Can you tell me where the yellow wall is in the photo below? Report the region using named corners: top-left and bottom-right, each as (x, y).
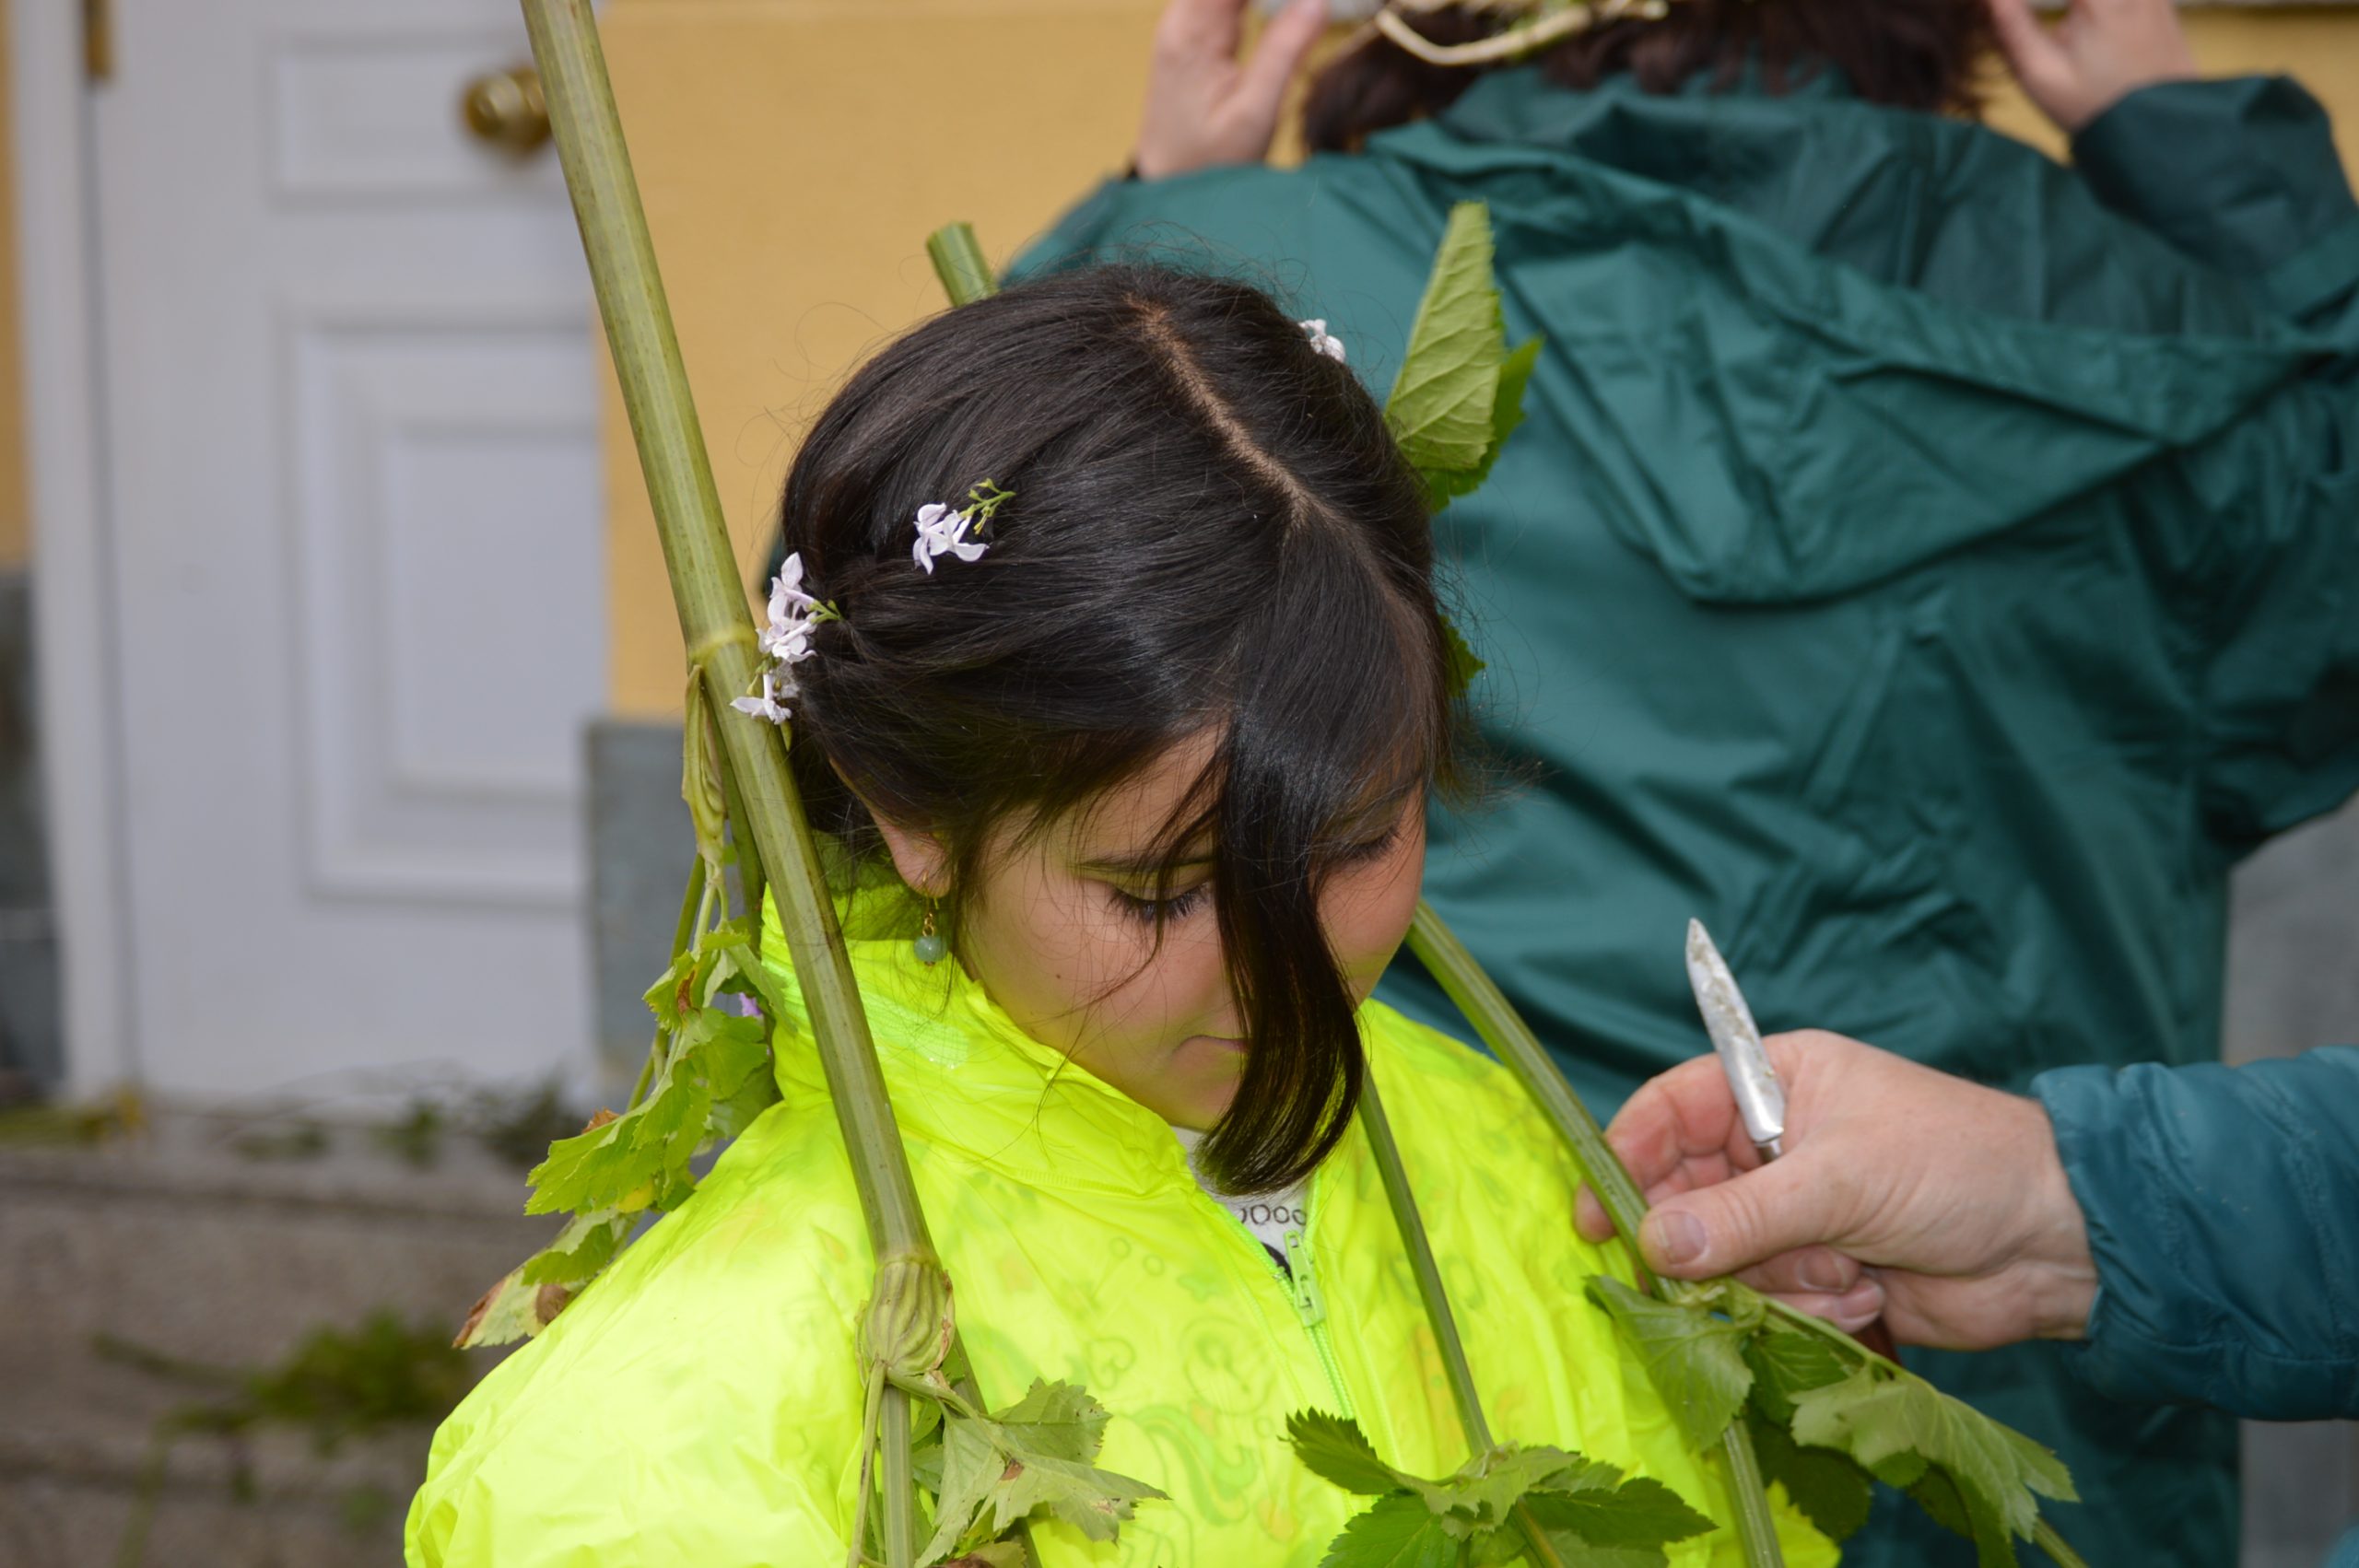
top-left (0, 0), bottom-right (27, 571)
top-left (602, 1), bottom-right (2359, 714)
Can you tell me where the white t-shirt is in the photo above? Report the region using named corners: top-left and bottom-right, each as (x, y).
top-left (1171, 1128), bottom-right (1307, 1270)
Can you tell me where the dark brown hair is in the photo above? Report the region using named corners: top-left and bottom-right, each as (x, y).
top-left (776, 263), bottom-right (1468, 1194)
top-left (1301, 0), bottom-right (1995, 153)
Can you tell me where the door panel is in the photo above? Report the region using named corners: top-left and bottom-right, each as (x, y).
top-left (94, 0), bottom-right (600, 1095)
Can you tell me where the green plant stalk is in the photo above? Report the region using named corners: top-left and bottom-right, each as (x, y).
top-left (519, 5), bottom-right (948, 1561)
top-left (1406, 902), bottom-right (1784, 1568)
top-left (2034, 1517), bottom-right (2091, 1568)
top-left (926, 223), bottom-right (996, 308)
top-left (628, 857), bottom-right (709, 1110)
top-left (1358, 1077), bottom-right (1567, 1568)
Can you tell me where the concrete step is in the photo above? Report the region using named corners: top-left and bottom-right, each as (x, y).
top-left (0, 1106), bottom-right (563, 1568)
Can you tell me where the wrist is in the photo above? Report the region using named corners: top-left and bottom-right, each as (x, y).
top-left (2006, 1099), bottom-right (2098, 1339)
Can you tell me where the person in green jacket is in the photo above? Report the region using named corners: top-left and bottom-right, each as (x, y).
top-left (1017, 0), bottom-right (2359, 1561)
top-left (407, 266), bottom-right (1835, 1565)
top-left (1579, 1030), bottom-right (2359, 1563)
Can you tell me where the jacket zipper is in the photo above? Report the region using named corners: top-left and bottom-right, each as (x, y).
top-left (1203, 1176), bottom-right (1356, 1422)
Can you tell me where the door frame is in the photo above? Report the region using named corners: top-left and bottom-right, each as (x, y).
top-left (14, 0), bottom-right (137, 1094)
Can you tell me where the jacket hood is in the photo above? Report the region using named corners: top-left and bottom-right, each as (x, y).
top-left (1340, 70), bottom-right (2327, 604)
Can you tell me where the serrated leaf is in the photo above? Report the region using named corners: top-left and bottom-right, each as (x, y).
top-left (920, 1382), bottom-right (1166, 1564)
top-left (520, 1209), bottom-right (632, 1287)
top-left (1315, 1493), bottom-right (1461, 1568)
top-left (1421, 335), bottom-right (1543, 511)
top-left (1520, 1475), bottom-right (1714, 1550)
top-left (1387, 204), bottom-right (1507, 476)
top-left (452, 1264), bottom-right (574, 1350)
top-left (1746, 1412), bottom-right (1873, 1542)
top-left (1584, 1276), bottom-right (1755, 1452)
top-left (1448, 1444), bottom-right (1592, 1529)
top-left (1289, 1410), bottom-right (1410, 1497)
top-left (1439, 613), bottom-right (1487, 702)
top-left (1743, 1323), bottom-right (1854, 1424)
top-left (1789, 1362), bottom-right (2074, 1553)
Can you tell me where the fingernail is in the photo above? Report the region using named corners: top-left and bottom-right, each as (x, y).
top-left (1800, 1254), bottom-right (1848, 1293)
top-left (1645, 1210), bottom-right (1707, 1268)
top-left (1834, 1280), bottom-right (1884, 1327)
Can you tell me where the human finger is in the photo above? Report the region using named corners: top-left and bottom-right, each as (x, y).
top-left (1986, 0), bottom-right (2077, 117)
top-left (1602, 1053), bottom-right (1753, 1194)
top-left (1156, 0), bottom-right (1248, 58)
top-left (1240, 0), bottom-right (1330, 103)
top-left (1734, 1244), bottom-right (1865, 1299)
top-left (1761, 1279), bottom-right (1886, 1338)
top-left (1636, 1148), bottom-right (1860, 1279)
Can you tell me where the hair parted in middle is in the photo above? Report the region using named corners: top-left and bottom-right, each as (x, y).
top-left (775, 262), bottom-right (1472, 1195)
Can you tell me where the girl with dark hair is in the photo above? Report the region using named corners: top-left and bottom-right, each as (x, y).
top-left (404, 264), bottom-right (1835, 1566)
top-left (1034, 2), bottom-right (2359, 1565)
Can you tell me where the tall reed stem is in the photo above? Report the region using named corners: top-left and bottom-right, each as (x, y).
top-left (1406, 903), bottom-right (1787, 1568)
top-left (519, 6), bottom-right (948, 1560)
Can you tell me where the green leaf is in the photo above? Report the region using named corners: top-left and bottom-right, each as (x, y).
top-left (1449, 1444), bottom-right (1592, 1530)
top-left (1789, 1363), bottom-right (2074, 1554)
top-left (1745, 1413), bottom-right (1872, 1543)
top-left (1520, 1476), bottom-right (1714, 1550)
top-left (1315, 1494), bottom-right (1461, 1568)
top-left (1387, 203), bottom-right (1507, 476)
top-left (1742, 1323), bottom-right (1854, 1424)
top-left (1288, 1410), bottom-right (1409, 1497)
top-left (520, 1209), bottom-right (632, 1287)
top-left (919, 1381), bottom-right (1167, 1564)
top-left (1421, 336), bottom-right (1543, 511)
top-left (1584, 1276), bottom-right (1755, 1452)
top-left (1439, 613), bottom-right (1487, 702)
top-left (452, 1263), bottom-right (574, 1350)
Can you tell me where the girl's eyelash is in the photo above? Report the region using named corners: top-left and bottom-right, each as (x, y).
top-left (1110, 882), bottom-right (1212, 925)
top-left (1107, 820), bottom-right (1403, 925)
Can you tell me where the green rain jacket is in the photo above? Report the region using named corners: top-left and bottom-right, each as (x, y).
top-left (406, 927), bottom-right (1835, 1566)
top-left (1021, 69), bottom-right (2359, 1568)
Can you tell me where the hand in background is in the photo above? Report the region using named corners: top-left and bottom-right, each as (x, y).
top-left (1989, 0), bottom-right (2200, 134)
top-left (1574, 1030), bottom-right (2101, 1351)
top-left (1133, 0), bottom-right (1329, 180)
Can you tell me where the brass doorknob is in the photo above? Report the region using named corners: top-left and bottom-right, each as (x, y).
top-left (462, 66), bottom-right (550, 155)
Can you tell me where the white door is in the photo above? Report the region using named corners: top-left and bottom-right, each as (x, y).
top-left (86, 0), bottom-right (604, 1097)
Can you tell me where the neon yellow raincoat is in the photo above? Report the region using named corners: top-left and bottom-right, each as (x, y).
top-left (406, 926), bottom-right (1836, 1566)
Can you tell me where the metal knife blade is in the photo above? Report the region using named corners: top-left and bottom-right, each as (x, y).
top-left (1684, 919), bottom-right (1787, 1159)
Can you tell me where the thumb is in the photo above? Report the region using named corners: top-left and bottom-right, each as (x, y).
top-left (1242, 0), bottom-right (1330, 104)
top-left (1637, 1155), bottom-right (1848, 1280)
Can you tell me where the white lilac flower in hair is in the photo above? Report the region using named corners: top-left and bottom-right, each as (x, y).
top-left (910, 480), bottom-right (1015, 575)
top-left (731, 551), bottom-right (836, 726)
top-left (1300, 319), bottom-right (1346, 363)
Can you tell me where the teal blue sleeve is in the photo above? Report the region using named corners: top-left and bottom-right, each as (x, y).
top-left (2032, 1047), bottom-right (2359, 1421)
top-left (2072, 76), bottom-right (2359, 337)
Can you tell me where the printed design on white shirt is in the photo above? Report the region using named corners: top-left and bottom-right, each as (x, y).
top-left (1171, 1128), bottom-right (1307, 1270)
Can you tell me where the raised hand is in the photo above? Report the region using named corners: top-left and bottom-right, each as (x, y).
top-left (1988, 0), bottom-right (2200, 134)
top-left (1133, 0), bottom-right (1330, 180)
top-left (1575, 1029), bottom-right (2102, 1351)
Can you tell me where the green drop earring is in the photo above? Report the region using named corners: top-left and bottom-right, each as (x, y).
top-left (914, 898), bottom-right (947, 966)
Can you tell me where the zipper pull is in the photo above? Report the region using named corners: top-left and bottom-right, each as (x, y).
top-left (1282, 1227), bottom-right (1326, 1328)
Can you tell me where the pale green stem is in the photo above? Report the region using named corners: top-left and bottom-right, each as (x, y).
top-left (628, 857), bottom-right (708, 1109)
top-left (2034, 1517), bottom-right (2091, 1568)
top-left (518, 5), bottom-right (953, 1559)
top-left (1406, 903), bottom-right (1785, 1568)
top-left (926, 222), bottom-right (996, 307)
top-left (1359, 1077), bottom-right (1567, 1568)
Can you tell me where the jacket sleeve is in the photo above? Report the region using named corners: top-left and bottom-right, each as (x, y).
top-left (2030, 1047), bottom-right (2359, 1421)
top-left (2072, 76), bottom-right (2359, 340)
top-left (2082, 82), bottom-right (2359, 848)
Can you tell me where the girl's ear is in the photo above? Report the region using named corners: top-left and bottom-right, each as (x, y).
top-left (872, 814), bottom-right (952, 899)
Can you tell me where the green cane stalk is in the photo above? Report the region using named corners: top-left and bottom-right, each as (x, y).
top-left (1406, 904), bottom-right (1784, 1567)
top-left (518, 6), bottom-right (964, 1562)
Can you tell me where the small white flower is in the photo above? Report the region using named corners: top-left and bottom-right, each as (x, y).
top-left (730, 667), bottom-right (794, 725)
top-left (1300, 318), bottom-right (1346, 363)
top-left (911, 501), bottom-right (989, 574)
